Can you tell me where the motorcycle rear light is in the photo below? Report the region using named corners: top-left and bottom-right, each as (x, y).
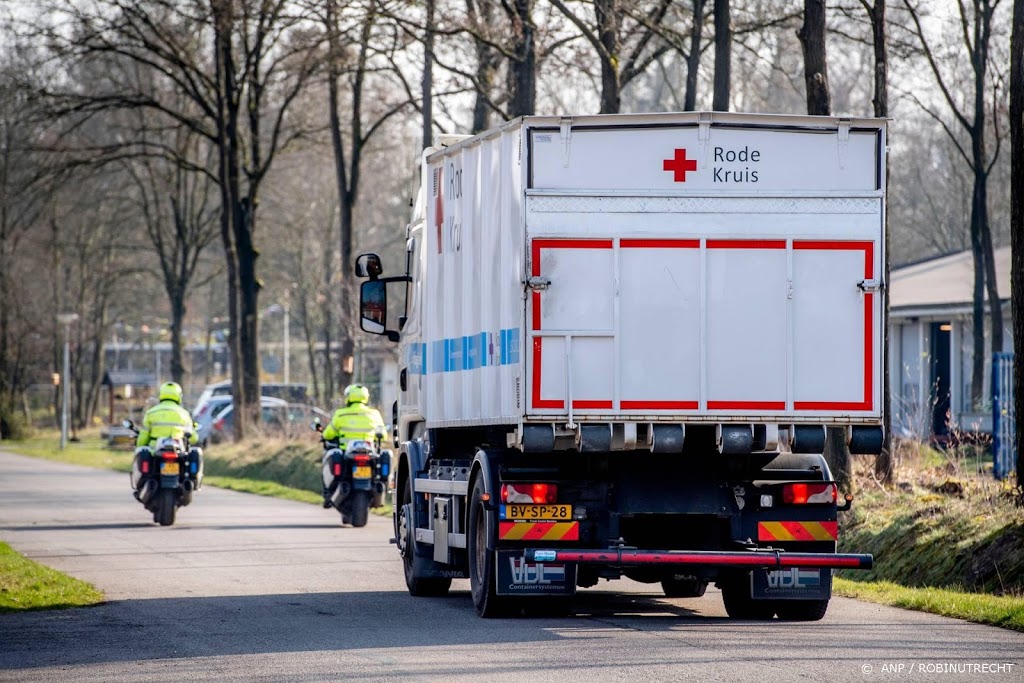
top-left (782, 482), bottom-right (837, 505)
top-left (353, 454), bottom-right (371, 465)
top-left (161, 451), bottom-right (178, 460)
top-left (381, 463), bottom-right (389, 477)
top-left (333, 463), bottom-right (341, 477)
top-left (141, 460), bottom-right (150, 474)
top-left (500, 483), bottom-right (558, 504)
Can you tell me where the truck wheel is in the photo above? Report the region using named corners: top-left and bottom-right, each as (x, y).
top-left (661, 577), bottom-right (707, 598)
top-left (720, 577), bottom-right (775, 620)
top-left (398, 478), bottom-right (451, 597)
top-left (775, 599), bottom-right (830, 621)
top-left (468, 475), bottom-right (509, 618)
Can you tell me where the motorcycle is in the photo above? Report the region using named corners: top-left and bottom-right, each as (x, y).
top-left (312, 419), bottom-right (391, 528)
top-left (124, 420), bottom-right (203, 526)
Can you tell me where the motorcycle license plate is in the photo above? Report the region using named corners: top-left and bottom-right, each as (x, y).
top-left (352, 465), bottom-right (372, 479)
top-left (161, 462), bottom-right (180, 475)
top-left (504, 504), bottom-right (572, 520)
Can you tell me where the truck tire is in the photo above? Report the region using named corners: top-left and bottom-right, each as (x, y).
top-left (399, 478), bottom-right (451, 597)
top-left (467, 475), bottom-right (509, 618)
top-left (775, 599), bottom-right (830, 621)
top-left (661, 577), bottom-right (707, 598)
top-left (720, 576), bottom-right (775, 620)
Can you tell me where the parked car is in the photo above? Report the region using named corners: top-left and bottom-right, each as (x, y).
top-left (208, 396), bottom-right (289, 444)
top-left (193, 395), bottom-right (236, 448)
top-left (193, 381), bottom-right (310, 415)
top-left (208, 398), bottom-right (328, 444)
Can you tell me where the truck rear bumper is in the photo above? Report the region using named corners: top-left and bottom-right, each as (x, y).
top-left (524, 548), bottom-right (873, 570)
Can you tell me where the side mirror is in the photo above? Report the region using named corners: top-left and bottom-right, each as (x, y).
top-left (122, 419), bottom-right (134, 430)
top-left (360, 280), bottom-right (388, 336)
top-left (355, 253), bottom-right (383, 280)
top-left (311, 417), bottom-right (323, 432)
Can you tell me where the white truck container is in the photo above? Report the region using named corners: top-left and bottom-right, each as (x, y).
top-left (356, 112), bottom-right (880, 619)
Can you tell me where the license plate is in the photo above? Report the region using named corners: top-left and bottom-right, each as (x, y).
top-left (353, 465), bottom-right (372, 479)
top-left (504, 504), bottom-right (571, 520)
top-left (161, 462), bottom-right (180, 475)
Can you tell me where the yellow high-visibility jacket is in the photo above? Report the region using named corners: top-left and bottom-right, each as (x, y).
top-left (322, 403), bottom-right (385, 450)
top-left (136, 400), bottom-right (198, 448)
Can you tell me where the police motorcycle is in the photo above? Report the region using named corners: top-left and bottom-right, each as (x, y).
top-left (311, 419), bottom-right (390, 527)
top-left (124, 420), bottom-right (203, 526)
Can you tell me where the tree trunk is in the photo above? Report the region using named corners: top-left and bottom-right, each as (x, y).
top-left (684, 0), bottom-right (705, 111)
top-left (869, 0), bottom-right (894, 484)
top-left (213, 0), bottom-right (245, 440)
top-left (422, 0), bottom-right (435, 149)
top-left (509, 0), bottom-right (536, 117)
top-left (969, 177), bottom-right (987, 409)
top-left (712, 0), bottom-right (730, 111)
top-left (169, 289), bottom-right (186, 384)
top-left (236, 199), bottom-right (261, 428)
top-left (470, 0), bottom-right (498, 133)
top-left (596, 0), bottom-right (621, 114)
top-left (798, 0), bottom-right (830, 116)
top-left (1010, 0), bottom-right (1023, 496)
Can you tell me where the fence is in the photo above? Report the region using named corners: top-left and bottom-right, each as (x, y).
top-left (992, 352), bottom-right (1016, 480)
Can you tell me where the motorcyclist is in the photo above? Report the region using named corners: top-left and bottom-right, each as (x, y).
top-left (132, 381), bottom-right (203, 495)
top-left (320, 384), bottom-right (386, 506)
top-left (322, 384), bottom-right (386, 449)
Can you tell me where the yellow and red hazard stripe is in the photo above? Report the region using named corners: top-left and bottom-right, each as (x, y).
top-left (498, 521), bottom-right (579, 541)
top-left (758, 521), bottom-right (838, 542)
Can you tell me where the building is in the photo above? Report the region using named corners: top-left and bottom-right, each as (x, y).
top-left (888, 246), bottom-right (1013, 441)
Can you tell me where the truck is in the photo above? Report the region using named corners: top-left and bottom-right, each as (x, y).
top-left (354, 111), bottom-right (881, 619)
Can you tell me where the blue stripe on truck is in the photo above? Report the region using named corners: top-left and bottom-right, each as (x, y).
top-left (409, 328), bottom-right (520, 374)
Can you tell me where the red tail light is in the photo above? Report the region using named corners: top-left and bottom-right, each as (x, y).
top-left (500, 483), bottom-right (558, 504)
top-left (333, 463), bottom-right (341, 476)
top-left (214, 419), bottom-right (223, 431)
top-left (162, 451), bottom-right (178, 460)
top-left (353, 454), bottom-right (371, 465)
top-left (141, 460), bottom-right (150, 474)
top-left (782, 482), bottom-right (837, 505)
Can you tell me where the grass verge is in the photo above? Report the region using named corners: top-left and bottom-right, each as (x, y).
top-left (833, 578), bottom-right (1024, 632)
top-left (0, 541), bottom-right (103, 612)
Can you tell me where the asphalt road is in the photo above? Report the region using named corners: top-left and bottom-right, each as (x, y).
top-left (1, 450), bottom-right (1021, 683)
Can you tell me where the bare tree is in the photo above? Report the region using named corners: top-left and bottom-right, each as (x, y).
top-left (324, 0), bottom-right (415, 391)
top-left (550, 0), bottom-right (674, 114)
top-left (901, 0), bottom-right (1007, 409)
top-left (31, 0), bottom-right (321, 438)
top-left (0, 52), bottom-right (56, 436)
top-left (466, 0), bottom-right (501, 131)
top-left (122, 122), bottom-right (219, 385)
top-left (861, 0), bottom-right (893, 483)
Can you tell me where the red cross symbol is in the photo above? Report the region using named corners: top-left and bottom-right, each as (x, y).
top-left (663, 148), bottom-right (697, 182)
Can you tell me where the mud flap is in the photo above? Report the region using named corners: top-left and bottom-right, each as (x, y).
top-left (495, 550), bottom-right (577, 596)
top-left (751, 568), bottom-right (832, 600)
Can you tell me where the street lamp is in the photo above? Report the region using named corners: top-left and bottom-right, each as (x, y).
top-left (56, 313), bottom-right (79, 450)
